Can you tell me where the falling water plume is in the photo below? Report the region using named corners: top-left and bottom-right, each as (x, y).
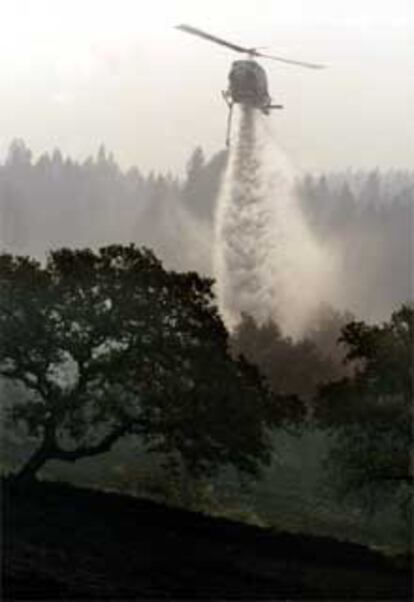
top-left (214, 105), bottom-right (337, 338)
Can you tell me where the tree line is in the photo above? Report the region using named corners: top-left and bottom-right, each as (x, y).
top-left (0, 140), bottom-right (412, 323)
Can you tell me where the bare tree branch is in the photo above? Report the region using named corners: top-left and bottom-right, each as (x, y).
top-left (53, 424), bottom-right (130, 462)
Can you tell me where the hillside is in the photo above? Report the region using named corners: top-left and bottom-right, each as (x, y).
top-left (2, 478), bottom-right (411, 600)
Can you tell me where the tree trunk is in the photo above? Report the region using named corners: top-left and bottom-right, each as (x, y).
top-left (12, 423), bottom-right (128, 483)
top-left (12, 443), bottom-right (52, 484)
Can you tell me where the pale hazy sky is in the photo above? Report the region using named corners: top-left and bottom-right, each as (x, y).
top-left (0, 0), bottom-right (412, 175)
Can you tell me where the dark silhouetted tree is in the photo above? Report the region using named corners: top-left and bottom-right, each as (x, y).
top-left (0, 246), bottom-right (301, 482)
top-left (231, 314), bottom-right (343, 401)
top-left (315, 305), bottom-right (413, 514)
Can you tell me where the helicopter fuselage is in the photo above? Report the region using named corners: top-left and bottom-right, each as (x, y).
top-left (224, 59), bottom-right (281, 114)
top-left (222, 59), bottom-right (283, 145)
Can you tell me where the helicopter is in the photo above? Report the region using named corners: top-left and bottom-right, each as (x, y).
top-left (176, 24), bottom-right (325, 146)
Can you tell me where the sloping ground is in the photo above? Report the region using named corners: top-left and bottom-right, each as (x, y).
top-left (2, 478), bottom-right (412, 600)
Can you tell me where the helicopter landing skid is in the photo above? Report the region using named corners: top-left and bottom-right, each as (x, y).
top-left (225, 103), bottom-right (234, 147)
top-left (262, 104), bottom-right (283, 115)
top-left (222, 90), bottom-right (232, 108)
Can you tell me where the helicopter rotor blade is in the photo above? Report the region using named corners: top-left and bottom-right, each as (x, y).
top-left (176, 24), bottom-right (251, 54)
top-left (255, 51), bottom-right (326, 69)
top-left (176, 24), bottom-right (326, 69)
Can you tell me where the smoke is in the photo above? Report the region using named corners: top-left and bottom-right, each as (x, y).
top-left (214, 106), bottom-right (337, 338)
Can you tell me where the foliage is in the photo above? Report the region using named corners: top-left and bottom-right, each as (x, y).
top-left (314, 305), bottom-right (413, 514)
top-left (0, 245), bottom-right (298, 481)
top-left (231, 312), bottom-right (348, 400)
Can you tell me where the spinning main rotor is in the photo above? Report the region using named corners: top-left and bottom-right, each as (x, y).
top-left (176, 24), bottom-right (325, 70)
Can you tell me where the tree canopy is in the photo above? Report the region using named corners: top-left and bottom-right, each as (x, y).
top-left (0, 245), bottom-right (302, 482)
top-left (231, 309), bottom-right (350, 400)
top-left (314, 305), bottom-right (413, 513)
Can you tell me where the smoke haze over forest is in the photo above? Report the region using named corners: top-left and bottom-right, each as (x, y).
top-left (0, 138), bottom-right (412, 331)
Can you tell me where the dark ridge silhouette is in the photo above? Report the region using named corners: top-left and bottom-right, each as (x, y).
top-left (3, 478), bottom-right (412, 600)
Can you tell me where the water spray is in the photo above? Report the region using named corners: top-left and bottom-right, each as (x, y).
top-left (214, 106), bottom-right (337, 338)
